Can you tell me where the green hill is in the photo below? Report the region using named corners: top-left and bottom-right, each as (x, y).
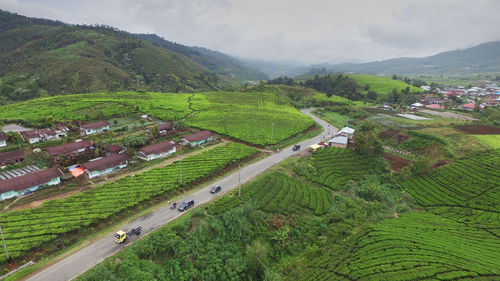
top-left (0, 10), bottom-right (263, 103)
top-left (348, 74), bottom-right (422, 96)
top-left (133, 34), bottom-right (267, 82)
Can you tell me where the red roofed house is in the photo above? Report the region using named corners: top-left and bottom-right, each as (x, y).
top-left (0, 149), bottom-right (25, 166)
top-left (0, 132), bottom-right (7, 147)
top-left (104, 145), bottom-right (126, 156)
top-left (0, 167), bottom-right (62, 201)
top-left (180, 130), bottom-right (214, 147)
top-left (138, 140), bottom-right (177, 161)
top-left (46, 140), bottom-right (93, 158)
top-left (80, 121), bottom-right (110, 136)
top-left (461, 103), bottom-right (483, 111)
top-left (81, 153), bottom-right (129, 179)
top-left (425, 104), bottom-right (444, 110)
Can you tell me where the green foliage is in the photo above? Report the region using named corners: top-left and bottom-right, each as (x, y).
top-left (0, 143), bottom-right (257, 262)
top-left (347, 74), bottom-right (422, 97)
top-left (304, 75), bottom-right (362, 100)
top-left (353, 130), bottom-right (383, 156)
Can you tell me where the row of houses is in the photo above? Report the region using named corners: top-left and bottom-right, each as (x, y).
top-left (0, 130), bottom-right (215, 201)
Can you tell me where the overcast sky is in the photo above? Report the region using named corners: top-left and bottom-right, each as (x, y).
top-left (1, 0), bottom-right (500, 64)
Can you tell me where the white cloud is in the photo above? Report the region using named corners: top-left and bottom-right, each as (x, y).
top-left (1, 0), bottom-right (500, 64)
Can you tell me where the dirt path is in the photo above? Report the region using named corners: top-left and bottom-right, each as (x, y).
top-left (420, 109), bottom-right (479, 121)
top-left (9, 141), bottom-right (228, 211)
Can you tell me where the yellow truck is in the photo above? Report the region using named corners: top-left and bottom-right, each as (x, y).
top-left (114, 226), bottom-right (142, 243)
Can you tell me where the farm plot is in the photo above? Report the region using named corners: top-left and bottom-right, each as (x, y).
top-left (303, 212), bottom-right (500, 281)
top-left (0, 142), bottom-right (257, 262)
top-left (309, 147), bottom-right (379, 189)
top-left (208, 172), bottom-right (331, 216)
top-left (187, 92), bottom-right (314, 146)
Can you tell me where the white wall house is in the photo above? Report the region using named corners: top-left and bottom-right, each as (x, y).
top-left (138, 141), bottom-right (177, 161)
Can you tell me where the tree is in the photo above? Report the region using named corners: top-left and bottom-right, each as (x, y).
top-left (367, 90), bottom-right (378, 101)
top-left (151, 125), bottom-right (159, 138)
top-left (410, 157), bottom-right (432, 175)
top-left (354, 130), bottom-right (383, 156)
top-left (45, 115), bottom-right (55, 126)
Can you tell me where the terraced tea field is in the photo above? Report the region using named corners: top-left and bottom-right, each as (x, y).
top-left (309, 147), bottom-right (379, 189)
top-left (0, 90), bottom-right (313, 146)
top-left (304, 212), bottom-right (500, 280)
top-left (209, 172), bottom-right (331, 216)
top-left (0, 143), bottom-right (257, 262)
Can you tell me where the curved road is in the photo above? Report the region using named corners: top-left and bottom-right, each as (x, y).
top-left (27, 108), bottom-right (337, 281)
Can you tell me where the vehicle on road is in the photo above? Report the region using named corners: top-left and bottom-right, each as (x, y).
top-left (292, 144), bottom-right (301, 151)
top-left (114, 226), bottom-right (142, 243)
top-left (210, 186), bottom-right (222, 194)
top-left (178, 199), bottom-right (195, 211)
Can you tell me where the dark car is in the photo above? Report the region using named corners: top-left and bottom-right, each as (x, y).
top-left (292, 144), bottom-right (301, 151)
top-left (210, 186), bottom-right (222, 194)
top-left (178, 199), bottom-right (195, 211)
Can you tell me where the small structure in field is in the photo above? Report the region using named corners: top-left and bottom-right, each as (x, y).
top-left (104, 145), bottom-right (126, 156)
top-left (309, 144), bottom-right (322, 152)
top-left (0, 132), bottom-right (7, 147)
top-left (180, 130), bottom-right (214, 147)
top-left (157, 122), bottom-right (175, 136)
top-left (46, 140), bottom-right (93, 158)
top-left (0, 167), bottom-right (62, 201)
top-left (328, 135), bottom-right (349, 148)
top-left (0, 149), bottom-right (25, 166)
top-left (80, 121), bottom-right (110, 135)
top-left (138, 140), bottom-right (177, 161)
top-left (80, 153), bottom-right (130, 179)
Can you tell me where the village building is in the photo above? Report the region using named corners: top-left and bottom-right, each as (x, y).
top-left (157, 122), bottom-right (174, 136)
top-left (0, 132), bottom-right (7, 147)
top-left (138, 140), bottom-right (177, 161)
top-left (0, 167), bottom-right (62, 201)
top-left (46, 140), bottom-right (93, 158)
top-left (337, 127), bottom-right (355, 138)
top-left (0, 149), bottom-right (25, 166)
top-left (80, 153), bottom-right (129, 179)
top-left (180, 130), bottom-right (214, 147)
top-left (309, 144), bottom-right (322, 152)
top-left (461, 103), bottom-right (483, 111)
top-left (20, 126), bottom-right (69, 144)
top-left (104, 145), bottom-right (126, 156)
top-left (80, 121), bottom-right (110, 135)
top-left (328, 136), bottom-right (349, 148)
top-left (425, 104), bottom-right (444, 110)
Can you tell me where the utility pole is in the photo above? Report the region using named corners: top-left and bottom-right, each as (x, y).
top-left (0, 225), bottom-right (9, 261)
top-left (238, 163), bottom-right (241, 197)
top-left (179, 158), bottom-right (182, 186)
top-left (271, 123), bottom-right (274, 146)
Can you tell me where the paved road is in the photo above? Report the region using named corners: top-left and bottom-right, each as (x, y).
top-left (27, 108), bottom-right (336, 281)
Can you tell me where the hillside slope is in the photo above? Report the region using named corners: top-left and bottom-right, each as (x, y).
top-left (326, 41), bottom-right (500, 75)
top-left (0, 10), bottom-right (228, 102)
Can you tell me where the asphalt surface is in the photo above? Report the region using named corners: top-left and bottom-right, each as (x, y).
top-left (27, 108), bottom-right (337, 281)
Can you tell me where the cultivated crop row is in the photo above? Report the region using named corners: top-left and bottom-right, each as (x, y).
top-left (208, 172), bottom-right (331, 215)
top-left (0, 143), bottom-right (257, 262)
top-left (303, 212), bottom-right (500, 280)
top-left (309, 147), bottom-right (377, 189)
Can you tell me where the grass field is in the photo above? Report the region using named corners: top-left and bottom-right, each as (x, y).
top-left (473, 134), bottom-right (500, 149)
top-left (348, 74), bottom-right (422, 96)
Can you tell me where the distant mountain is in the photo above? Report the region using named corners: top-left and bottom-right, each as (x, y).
top-left (321, 41), bottom-right (500, 75)
top-left (0, 10), bottom-right (264, 103)
top-left (237, 58), bottom-right (303, 78)
top-left (132, 34), bottom-right (267, 82)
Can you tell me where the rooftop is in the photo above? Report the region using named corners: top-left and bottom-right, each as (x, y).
top-left (183, 130), bottom-right (213, 142)
top-left (46, 140), bottom-right (93, 157)
top-left (0, 149), bottom-right (25, 164)
top-left (81, 153), bottom-right (129, 172)
top-left (328, 136), bottom-right (348, 145)
top-left (140, 140), bottom-right (176, 155)
top-left (80, 121), bottom-right (109, 130)
top-left (0, 167), bottom-right (62, 193)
